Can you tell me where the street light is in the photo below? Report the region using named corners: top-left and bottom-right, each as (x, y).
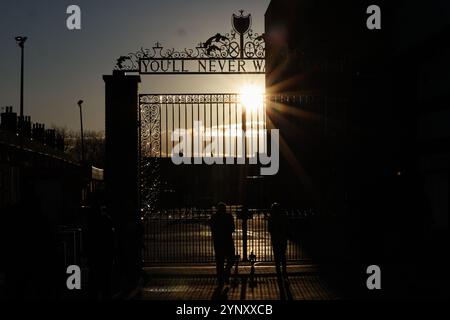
top-left (15, 36), bottom-right (27, 121)
top-left (77, 100), bottom-right (85, 163)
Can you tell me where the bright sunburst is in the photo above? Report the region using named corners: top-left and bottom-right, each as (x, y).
top-left (239, 84), bottom-right (264, 113)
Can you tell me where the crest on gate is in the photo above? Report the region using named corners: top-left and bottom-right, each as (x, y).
top-left (232, 10), bottom-right (252, 35)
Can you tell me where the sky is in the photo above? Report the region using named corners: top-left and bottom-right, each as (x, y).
top-left (0, 0), bottom-right (270, 131)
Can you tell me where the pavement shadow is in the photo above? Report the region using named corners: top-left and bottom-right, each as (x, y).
top-left (276, 274), bottom-right (293, 300)
top-left (211, 285), bottom-right (229, 300)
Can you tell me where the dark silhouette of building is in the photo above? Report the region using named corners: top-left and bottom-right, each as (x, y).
top-left (1, 105), bottom-right (104, 299)
top-left (265, 0), bottom-right (449, 298)
top-left (0, 106), bottom-right (81, 216)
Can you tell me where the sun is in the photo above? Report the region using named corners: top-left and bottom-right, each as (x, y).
top-left (239, 84), bottom-right (264, 113)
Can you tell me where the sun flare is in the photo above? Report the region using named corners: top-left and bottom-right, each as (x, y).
top-left (239, 84), bottom-right (264, 113)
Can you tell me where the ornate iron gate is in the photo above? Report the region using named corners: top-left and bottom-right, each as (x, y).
top-left (116, 11), bottom-right (305, 264)
top-left (143, 208), bottom-right (306, 263)
top-left (139, 93), bottom-right (266, 160)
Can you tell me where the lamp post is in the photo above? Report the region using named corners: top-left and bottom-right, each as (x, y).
top-left (77, 100), bottom-right (85, 163)
top-left (15, 36), bottom-right (27, 124)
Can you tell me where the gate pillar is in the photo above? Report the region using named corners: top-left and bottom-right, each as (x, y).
top-left (103, 70), bottom-right (141, 291)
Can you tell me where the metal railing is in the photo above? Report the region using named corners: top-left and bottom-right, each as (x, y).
top-left (143, 208), bottom-right (306, 264)
top-left (57, 227), bottom-right (83, 267)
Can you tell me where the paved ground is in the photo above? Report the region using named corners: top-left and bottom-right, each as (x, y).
top-left (139, 264), bottom-right (338, 300)
top-left (143, 214), bottom-right (307, 263)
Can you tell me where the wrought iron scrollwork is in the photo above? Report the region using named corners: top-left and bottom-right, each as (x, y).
top-left (140, 94), bottom-right (239, 104)
top-left (140, 100), bottom-right (162, 216)
top-left (243, 31), bottom-right (265, 58)
top-left (115, 10), bottom-right (265, 71)
top-left (140, 102), bottom-right (161, 158)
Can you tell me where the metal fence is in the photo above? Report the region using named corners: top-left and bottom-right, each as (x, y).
top-left (139, 93), bottom-right (267, 159)
top-left (143, 208), bottom-right (306, 264)
top-left (57, 227), bottom-right (83, 267)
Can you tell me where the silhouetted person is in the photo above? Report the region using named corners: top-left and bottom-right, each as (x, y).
top-left (268, 202), bottom-right (289, 278)
top-left (210, 202), bottom-right (235, 286)
top-left (87, 190), bottom-right (114, 299)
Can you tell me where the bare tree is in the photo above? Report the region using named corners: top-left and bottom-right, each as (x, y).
top-left (53, 126), bottom-right (105, 168)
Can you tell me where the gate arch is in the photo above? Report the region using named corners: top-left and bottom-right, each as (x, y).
top-left (105, 11), bottom-right (304, 264)
top-left (114, 10), bottom-right (266, 214)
